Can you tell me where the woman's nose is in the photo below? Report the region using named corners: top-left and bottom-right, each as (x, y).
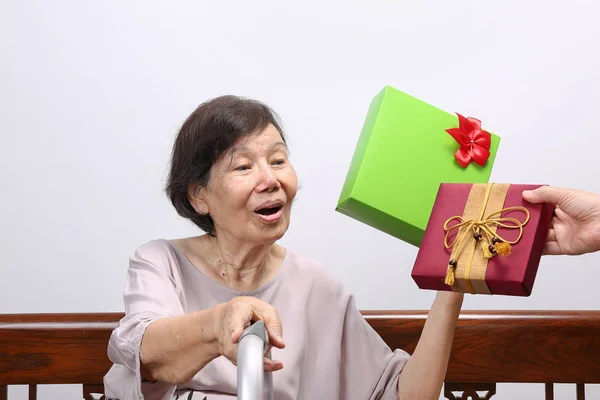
top-left (255, 165), bottom-right (280, 192)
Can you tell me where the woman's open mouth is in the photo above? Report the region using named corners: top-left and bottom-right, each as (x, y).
top-left (254, 204), bottom-right (284, 223)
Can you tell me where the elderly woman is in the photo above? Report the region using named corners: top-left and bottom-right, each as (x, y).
top-left (103, 95), bottom-right (464, 400)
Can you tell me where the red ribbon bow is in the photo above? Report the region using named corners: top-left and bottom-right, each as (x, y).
top-left (446, 113), bottom-right (491, 168)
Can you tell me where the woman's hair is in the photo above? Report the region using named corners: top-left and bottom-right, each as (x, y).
top-left (165, 95), bottom-right (286, 235)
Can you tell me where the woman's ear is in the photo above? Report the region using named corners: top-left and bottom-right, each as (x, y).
top-left (188, 184), bottom-right (209, 215)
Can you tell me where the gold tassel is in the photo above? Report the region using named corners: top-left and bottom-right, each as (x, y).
top-left (482, 241), bottom-right (494, 259)
top-left (495, 241), bottom-right (512, 256)
top-left (445, 264), bottom-right (456, 286)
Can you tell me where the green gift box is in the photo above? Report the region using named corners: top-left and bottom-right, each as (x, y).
top-left (336, 85), bottom-right (501, 247)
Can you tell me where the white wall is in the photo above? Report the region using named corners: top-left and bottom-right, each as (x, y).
top-left (2, 1), bottom-right (600, 398)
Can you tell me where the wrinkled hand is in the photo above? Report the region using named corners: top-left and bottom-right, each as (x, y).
top-left (214, 296), bottom-right (285, 372)
top-left (522, 186), bottom-right (600, 255)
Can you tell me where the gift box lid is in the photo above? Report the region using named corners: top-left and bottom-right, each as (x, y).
top-left (336, 85), bottom-right (501, 247)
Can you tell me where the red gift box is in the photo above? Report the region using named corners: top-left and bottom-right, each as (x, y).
top-left (411, 183), bottom-right (554, 296)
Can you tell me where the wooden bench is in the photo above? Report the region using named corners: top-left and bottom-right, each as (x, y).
top-left (1, 311), bottom-right (599, 399)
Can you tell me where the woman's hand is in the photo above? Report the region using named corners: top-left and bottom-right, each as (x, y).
top-left (214, 296), bottom-right (286, 372)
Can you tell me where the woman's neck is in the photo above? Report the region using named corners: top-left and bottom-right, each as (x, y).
top-left (198, 234), bottom-right (283, 292)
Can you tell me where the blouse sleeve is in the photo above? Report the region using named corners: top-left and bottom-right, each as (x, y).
top-left (339, 294), bottom-right (410, 400)
top-left (104, 241), bottom-right (184, 400)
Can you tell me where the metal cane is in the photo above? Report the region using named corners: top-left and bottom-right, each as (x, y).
top-left (237, 320), bottom-right (273, 400)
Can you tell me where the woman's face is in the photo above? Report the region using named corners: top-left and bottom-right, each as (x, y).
top-left (192, 123), bottom-right (298, 244)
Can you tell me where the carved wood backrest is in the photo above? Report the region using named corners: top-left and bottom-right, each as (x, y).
top-left (1, 311), bottom-right (599, 400)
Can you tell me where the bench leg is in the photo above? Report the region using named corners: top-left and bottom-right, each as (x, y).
top-left (577, 384), bottom-right (585, 400)
top-left (29, 384), bottom-right (37, 400)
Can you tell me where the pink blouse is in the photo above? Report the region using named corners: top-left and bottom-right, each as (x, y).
top-left (103, 239), bottom-right (409, 399)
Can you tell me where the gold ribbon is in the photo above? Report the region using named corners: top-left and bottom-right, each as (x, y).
top-left (443, 183), bottom-right (530, 294)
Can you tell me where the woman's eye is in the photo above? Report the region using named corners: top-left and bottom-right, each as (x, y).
top-left (235, 165), bottom-right (250, 171)
top-left (272, 159), bottom-right (286, 166)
